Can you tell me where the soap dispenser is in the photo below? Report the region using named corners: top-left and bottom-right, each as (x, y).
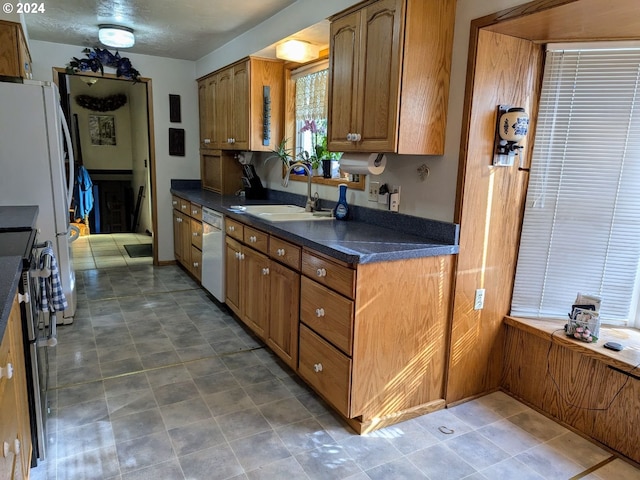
top-left (335, 183), bottom-right (349, 220)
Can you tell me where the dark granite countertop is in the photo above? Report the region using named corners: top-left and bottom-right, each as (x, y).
top-left (0, 256), bottom-right (23, 342)
top-left (0, 205), bottom-right (38, 231)
top-left (171, 182), bottom-right (459, 264)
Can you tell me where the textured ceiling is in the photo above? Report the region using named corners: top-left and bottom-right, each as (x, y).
top-left (23, 0), bottom-right (324, 61)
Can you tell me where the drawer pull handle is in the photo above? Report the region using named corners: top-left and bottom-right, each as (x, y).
top-left (235, 251), bottom-right (240, 259)
top-left (228, 226), bottom-right (235, 232)
top-left (262, 267), bottom-right (270, 275)
top-left (316, 268), bottom-right (327, 278)
top-left (181, 205), bottom-right (187, 210)
top-left (192, 232), bottom-right (199, 237)
top-left (176, 218), bottom-right (182, 223)
top-left (277, 248), bottom-right (285, 256)
top-left (315, 308), bottom-right (325, 317)
top-left (193, 262), bottom-right (199, 268)
top-left (172, 200), bottom-right (177, 205)
top-left (2, 438), bottom-right (20, 458)
top-left (313, 363), bottom-right (323, 373)
top-left (192, 209), bottom-right (198, 215)
top-left (0, 363), bottom-right (14, 380)
top-left (240, 253), bottom-right (245, 260)
top-left (250, 235), bottom-right (257, 243)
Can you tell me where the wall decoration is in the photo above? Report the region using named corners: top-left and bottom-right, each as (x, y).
top-left (67, 48), bottom-right (141, 82)
top-left (169, 128), bottom-right (185, 156)
top-left (76, 93), bottom-right (127, 112)
top-left (169, 94), bottom-right (181, 123)
top-left (89, 115), bottom-right (117, 146)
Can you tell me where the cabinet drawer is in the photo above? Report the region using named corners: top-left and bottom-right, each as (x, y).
top-left (300, 276), bottom-right (353, 355)
top-left (191, 219), bottom-right (203, 250)
top-left (171, 195), bottom-right (181, 210)
top-left (298, 324), bottom-right (351, 418)
top-left (179, 197), bottom-right (190, 214)
top-left (189, 202), bottom-right (203, 221)
top-left (225, 218), bottom-right (244, 240)
top-left (269, 236), bottom-right (301, 271)
top-left (244, 226), bottom-right (269, 254)
top-left (191, 245), bottom-right (202, 280)
top-left (301, 251), bottom-right (355, 299)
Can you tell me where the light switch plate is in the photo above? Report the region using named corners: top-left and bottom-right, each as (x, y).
top-left (369, 181), bottom-right (380, 202)
top-left (474, 289), bottom-right (485, 310)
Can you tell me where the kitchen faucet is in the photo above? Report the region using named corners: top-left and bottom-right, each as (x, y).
top-left (283, 162), bottom-right (318, 212)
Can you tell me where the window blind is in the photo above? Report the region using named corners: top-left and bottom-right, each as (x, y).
top-left (511, 47), bottom-right (640, 325)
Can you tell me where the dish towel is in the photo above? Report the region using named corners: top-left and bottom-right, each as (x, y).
top-left (39, 246), bottom-right (68, 313)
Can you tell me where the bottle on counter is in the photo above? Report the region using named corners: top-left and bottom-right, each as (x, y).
top-left (335, 183), bottom-right (349, 220)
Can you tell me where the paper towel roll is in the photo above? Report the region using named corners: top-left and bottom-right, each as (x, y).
top-left (339, 153), bottom-right (387, 175)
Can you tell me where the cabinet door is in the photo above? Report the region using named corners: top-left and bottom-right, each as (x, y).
top-left (225, 237), bottom-right (242, 317)
top-left (173, 209), bottom-right (183, 262)
top-left (201, 151), bottom-right (222, 193)
top-left (217, 68), bottom-right (234, 149)
top-left (191, 245), bottom-right (202, 281)
top-left (267, 261), bottom-right (300, 369)
top-left (0, 22), bottom-right (20, 78)
top-left (207, 74), bottom-right (220, 149)
top-left (328, 10), bottom-right (360, 151)
top-left (231, 62), bottom-right (250, 150)
top-left (358, 0), bottom-right (402, 152)
top-left (198, 79), bottom-right (209, 148)
top-left (241, 246), bottom-right (270, 339)
top-left (180, 211), bottom-right (192, 267)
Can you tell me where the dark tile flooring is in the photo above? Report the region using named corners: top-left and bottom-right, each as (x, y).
top-left (29, 263), bottom-right (640, 480)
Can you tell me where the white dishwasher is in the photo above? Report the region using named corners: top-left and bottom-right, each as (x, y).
top-left (201, 207), bottom-right (225, 302)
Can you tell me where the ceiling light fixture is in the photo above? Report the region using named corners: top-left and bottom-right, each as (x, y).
top-left (98, 24), bottom-right (135, 49)
top-left (275, 39), bottom-right (319, 63)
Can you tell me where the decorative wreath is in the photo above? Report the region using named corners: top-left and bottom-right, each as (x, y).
top-left (75, 94), bottom-right (127, 112)
top-left (66, 47), bottom-right (141, 82)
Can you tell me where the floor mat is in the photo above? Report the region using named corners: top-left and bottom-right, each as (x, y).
top-left (124, 243), bottom-right (152, 258)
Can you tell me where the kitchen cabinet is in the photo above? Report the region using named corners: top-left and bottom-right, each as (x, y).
top-left (171, 195), bottom-right (202, 281)
top-left (327, 0), bottom-right (455, 155)
top-left (197, 57), bottom-right (284, 152)
top-left (224, 218), bottom-right (300, 368)
top-left (0, 294), bottom-right (32, 479)
top-left (200, 150), bottom-right (244, 195)
top-left (298, 248), bottom-right (454, 433)
top-left (0, 20), bottom-right (32, 80)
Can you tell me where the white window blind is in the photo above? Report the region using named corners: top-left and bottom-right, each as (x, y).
top-left (511, 47), bottom-right (640, 326)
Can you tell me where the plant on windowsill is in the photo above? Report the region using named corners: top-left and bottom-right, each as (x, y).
top-left (298, 119), bottom-right (342, 177)
top-left (264, 137), bottom-right (294, 168)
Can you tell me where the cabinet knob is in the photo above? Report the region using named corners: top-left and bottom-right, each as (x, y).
top-left (192, 209), bottom-right (198, 215)
top-left (235, 251), bottom-right (240, 259)
top-left (354, 133), bottom-right (362, 142)
top-left (277, 248), bottom-right (285, 256)
top-left (346, 133), bottom-right (353, 141)
top-left (176, 218), bottom-right (182, 223)
top-left (181, 205), bottom-right (187, 210)
top-left (172, 200), bottom-right (178, 205)
top-left (228, 225), bottom-right (235, 232)
top-left (192, 232), bottom-right (198, 237)
top-left (203, 138), bottom-right (211, 144)
top-left (249, 235), bottom-right (257, 243)
top-left (193, 262), bottom-right (199, 268)
top-left (315, 308), bottom-right (325, 317)
top-left (262, 267), bottom-right (270, 275)
top-left (0, 363), bottom-right (14, 380)
top-left (316, 268), bottom-right (327, 278)
top-left (240, 253), bottom-right (245, 260)
top-left (18, 292), bottom-right (30, 304)
top-left (313, 363), bottom-right (323, 373)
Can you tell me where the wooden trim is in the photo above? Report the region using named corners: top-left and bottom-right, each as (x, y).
top-left (287, 173), bottom-right (366, 191)
top-left (345, 399), bottom-right (446, 434)
top-left (157, 260), bottom-right (176, 266)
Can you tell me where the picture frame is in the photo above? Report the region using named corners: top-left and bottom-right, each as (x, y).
top-left (169, 94), bottom-right (181, 123)
top-left (169, 128), bottom-right (185, 156)
top-left (89, 114), bottom-right (116, 146)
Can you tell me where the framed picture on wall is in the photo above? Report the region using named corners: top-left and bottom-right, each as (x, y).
top-left (169, 94), bottom-right (181, 123)
top-left (89, 115), bottom-right (116, 146)
top-left (169, 128), bottom-right (185, 156)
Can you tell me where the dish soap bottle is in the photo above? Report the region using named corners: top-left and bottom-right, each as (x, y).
top-left (335, 183), bottom-right (349, 220)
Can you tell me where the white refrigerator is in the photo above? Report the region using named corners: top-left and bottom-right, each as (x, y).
top-left (0, 80), bottom-right (77, 322)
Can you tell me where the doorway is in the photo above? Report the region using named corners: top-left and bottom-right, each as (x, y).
top-left (56, 69), bottom-right (158, 265)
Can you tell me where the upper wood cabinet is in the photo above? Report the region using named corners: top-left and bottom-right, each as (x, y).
top-left (0, 20), bottom-right (32, 79)
top-left (197, 57), bottom-right (284, 152)
top-left (327, 0), bottom-right (455, 155)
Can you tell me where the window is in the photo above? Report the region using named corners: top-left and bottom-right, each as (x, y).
top-left (511, 44), bottom-right (640, 328)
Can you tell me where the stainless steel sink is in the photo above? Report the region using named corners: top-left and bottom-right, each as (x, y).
top-left (232, 205), bottom-right (334, 222)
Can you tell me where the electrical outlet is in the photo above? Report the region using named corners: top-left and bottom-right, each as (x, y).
top-left (369, 181), bottom-right (380, 202)
top-left (474, 289), bottom-right (485, 310)
top-left (389, 185), bottom-right (401, 212)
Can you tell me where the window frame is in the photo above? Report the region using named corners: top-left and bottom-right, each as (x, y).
top-left (283, 55), bottom-right (365, 191)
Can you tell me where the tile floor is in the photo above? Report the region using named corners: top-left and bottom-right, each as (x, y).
top-left (72, 233), bottom-right (153, 270)
top-left (29, 239), bottom-right (640, 479)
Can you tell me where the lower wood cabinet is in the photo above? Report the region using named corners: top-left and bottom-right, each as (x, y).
top-left (172, 195), bottom-right (202, 281)
top-left (225, 222), bottom-right (300, 369)
top-left (0, 294), bottom-right (32, 480)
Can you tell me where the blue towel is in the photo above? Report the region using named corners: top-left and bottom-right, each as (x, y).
top-left (74, 165), bottom-right (94, 220)
top-left (39, 247), bottom-right (68, 313)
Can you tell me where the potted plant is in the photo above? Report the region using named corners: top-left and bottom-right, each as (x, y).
top-left (264, 138), bottom-right (293, 168)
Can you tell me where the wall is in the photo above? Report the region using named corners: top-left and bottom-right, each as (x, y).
top-left (69, 76), bottom-right (134, 170)
top-left (29, 40), bottom-right (200, 262)
top-left (252, 0), bottom-right (533, 223)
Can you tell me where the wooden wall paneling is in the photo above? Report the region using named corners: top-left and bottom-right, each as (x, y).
top-left (503, 324), bottom-right (640, 464)
top-left (351, 254), bottom-right (454, 419)
top-left (446, 29), bottom-right (543, 404)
